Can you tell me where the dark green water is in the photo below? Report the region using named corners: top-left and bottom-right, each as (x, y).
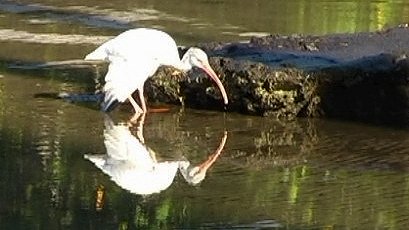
top-left (3, 71), bottom-right (409, 229)
top-left (2, 0), bottom-right (409, 229)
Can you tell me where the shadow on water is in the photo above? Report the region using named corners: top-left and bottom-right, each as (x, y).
top-left (0, 57), bottom-right (108, 112)
top-left (0, 57), bottom-right (105, 83)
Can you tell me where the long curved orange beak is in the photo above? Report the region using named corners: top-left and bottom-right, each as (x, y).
top-left (199, 63), bottom-right (229, 105)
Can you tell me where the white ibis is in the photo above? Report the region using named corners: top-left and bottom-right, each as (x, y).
top-left (84, 115), bottom-right (227, 195)
top-left (84, 28), bottom-right (229, 114)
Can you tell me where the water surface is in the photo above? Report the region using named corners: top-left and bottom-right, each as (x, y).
top-left (2, 0), bottom-right (409, 229)
top-left (2, 71), bottom-right (409, 229)
top-left (1, 0), bottom-right (409, 61)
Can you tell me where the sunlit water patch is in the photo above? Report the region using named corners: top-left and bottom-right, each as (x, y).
top-left (0, 29), bottom-right (112, 44)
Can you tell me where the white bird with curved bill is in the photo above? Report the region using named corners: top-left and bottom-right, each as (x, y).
top-left (84, 115), bottom-right (227, 195)
top-left (84, 28), bottom-right (229, 115)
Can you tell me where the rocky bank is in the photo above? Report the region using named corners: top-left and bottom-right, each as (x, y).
top-left (145, 25), bottom-right (409, 125)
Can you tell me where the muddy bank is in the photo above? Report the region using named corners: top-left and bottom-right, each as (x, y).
top-left (145, 26), bottom-right (409, 125)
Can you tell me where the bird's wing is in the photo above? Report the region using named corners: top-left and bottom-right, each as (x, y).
top-left (107, 161), bottom-right (180, 195)
top-left (85, 121), bottom-right (181, 194)
top-left (85, 28), bottom-right (182, 109)
top-left (85, 121), bottom-right (153, 171)
top-left (102, 57), bottom-right (157, 105)
top-left (103, 123), bottom-right (154, 165)
top-left (85, 28), bottom-right (180, 66)
top-left (84, 154), bottom-right (107, 168)
top-left (103, 60), bottom-right (134, 104)
top-left (84, 38), bottom-right (112, 60)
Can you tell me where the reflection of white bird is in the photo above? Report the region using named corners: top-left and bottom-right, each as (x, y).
top-left (84, 117), bottom-right (182, 195)
top-left (84, 115), bottom-right (227, 195)
top-left (84, 28), bottom-right (229, 114)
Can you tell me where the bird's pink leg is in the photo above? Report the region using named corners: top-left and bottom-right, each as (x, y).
top-left (128, 89), bottom-right (147, 124)
top-left (138, 88), bottom-right (147, 113)
top-left (128, 96), bottom-right (143, 114)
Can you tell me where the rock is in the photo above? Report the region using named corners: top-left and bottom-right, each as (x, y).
top-left (146, 58), bottom-right (317, 118)
top-left (144, 26), bottom-right (409, 125)
top-left (315, 53), bottom-right (409, 125)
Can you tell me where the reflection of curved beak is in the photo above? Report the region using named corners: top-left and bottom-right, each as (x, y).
top-left (199, 63), bottom-right (229, 105)
top-left (197, 131), bottom-right (228, 172)
top-left (183, 131), bottom-right (228, 185)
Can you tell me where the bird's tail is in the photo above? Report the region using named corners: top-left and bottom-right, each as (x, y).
top-left (85, 45), bottom-right (108, 60)
top-left (84, 154), bottom-right (106, 168)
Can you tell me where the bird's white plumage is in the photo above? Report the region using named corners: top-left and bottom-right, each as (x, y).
top-left (84, 116), bottom-right (227, 194)
top-left (84, 119), bottom-right (186, 195)
top-left (85, 28), bottom-right (181, 66)
top-left (85, 28), bottom-right (182, 106)
top-left (85, 27), bottom-right (229, 113)
top-left (102, 57), bottom-right (149, 103)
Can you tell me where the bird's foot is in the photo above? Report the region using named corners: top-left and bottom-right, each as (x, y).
top-left (128, 112), bottom-right (146, 143)
top-left (128, 112), bottom-right (144, 125)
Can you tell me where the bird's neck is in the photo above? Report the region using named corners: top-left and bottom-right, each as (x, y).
top-left (174, 61), bottom-right (190, 72)
top-left (175, 54), bottom-right (192, 72)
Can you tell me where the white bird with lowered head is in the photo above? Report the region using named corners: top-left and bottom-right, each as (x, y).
top-left (84, 28), bottom-right (229, 115)
top-left (84, 115), bottom-right (227, 195)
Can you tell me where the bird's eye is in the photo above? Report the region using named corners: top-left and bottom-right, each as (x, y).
top-left (191, 56), bottom-right (200, 65)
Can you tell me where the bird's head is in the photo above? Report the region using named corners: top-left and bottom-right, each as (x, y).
top-left (178, 161), bottom-right (206, 185)
top-left (181, 47), bottom-right (229, 105)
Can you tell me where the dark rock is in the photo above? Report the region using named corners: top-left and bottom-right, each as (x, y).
top-left (145, 26), bottom-right (409, 125)
top-left (146, 58), bottom-right (317, 118)
top-left (315, 53), bottom-right (409, 125)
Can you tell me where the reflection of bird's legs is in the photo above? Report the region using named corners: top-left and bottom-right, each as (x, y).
top-left (135, 112), bottom-right (145, 144)
top-left (128, 94), bottom-right (144, 124)
top-left (197, 131), bottom-right (228, 172)
top-left (132, 112), bottom-right (157, 162)
top-left (128, 111), bottom-right (146, 144)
